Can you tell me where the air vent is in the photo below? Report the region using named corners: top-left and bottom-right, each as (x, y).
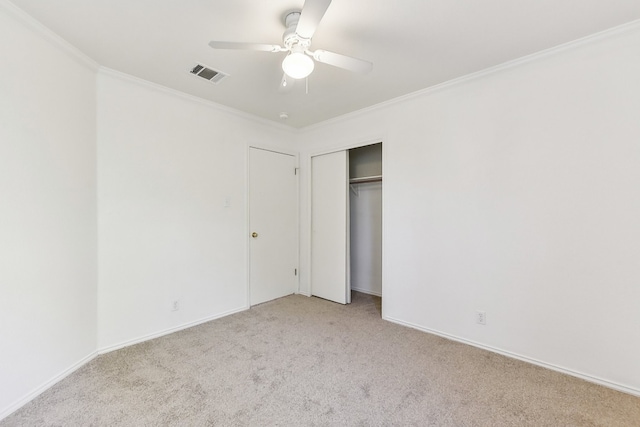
top-left (189, 63), bottom-right (228, 84)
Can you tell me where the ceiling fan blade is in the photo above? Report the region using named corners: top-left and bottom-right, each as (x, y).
top-left (312, 50), bottom-right (373, 74)
top-left (278, 73), bottom-right (295, 93)
top-left (295, 0), bottom-right (332, 39)
top-left (208, 41), bottom-right (284, 52)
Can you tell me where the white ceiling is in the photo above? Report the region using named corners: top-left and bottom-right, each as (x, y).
top-left (11, 0), bottom-right (640, 128)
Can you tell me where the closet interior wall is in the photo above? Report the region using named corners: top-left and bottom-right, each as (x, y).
top-left (349, 144), bottom-right (383, 298)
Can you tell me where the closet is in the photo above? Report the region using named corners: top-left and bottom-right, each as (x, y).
top-left (310, 143), bottom-right (382, 304)
top-left (348, 143), bottom-right (382, 298)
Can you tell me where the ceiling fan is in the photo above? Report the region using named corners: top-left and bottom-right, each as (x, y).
top-left (208, 0), bottom-right (373, 91)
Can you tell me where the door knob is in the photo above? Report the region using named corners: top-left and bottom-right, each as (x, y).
top-left (251, 232), bottom-right (258, 238)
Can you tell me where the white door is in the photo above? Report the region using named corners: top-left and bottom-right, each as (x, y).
top-left (249, 147), bottom-right (297, 306)
top-left (311, 150), bottom-right (350, 304)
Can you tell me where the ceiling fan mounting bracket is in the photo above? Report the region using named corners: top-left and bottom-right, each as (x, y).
top-left (208, 0), bottom-right (373, 85)
top-left (283, 11), bottom-right (301, 28)
top-left (282, 11), bottom-right (311, 50)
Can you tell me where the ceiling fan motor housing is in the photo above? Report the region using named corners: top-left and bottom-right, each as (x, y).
top-left (208, 0), bottom-right (373, 84)
top-left (283, 11), bottom-right (311, 50)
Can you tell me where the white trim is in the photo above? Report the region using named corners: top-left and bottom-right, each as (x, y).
top-left (247, 143), bottom-right (299, 158)
top-left (245, 143), bottom-right (251, 309)
top-left (301, 18), bottom-right (640, 133)
top-left (351, 287), bottom-right (382, 297)
top-left (380, 139), bottom-right (388, 318)
top-left (0, 0), bottom-right (99, 71)
top-left (98, 306), bottom-right (248, 354)
top-left (0, 351), bottom-right (98, 421)
top-left (308, 135), bottom-right (386, 159)
top-left (294, 153), bottom-right (301, 295)
top-left (5, 0), bottom-right (640, 133)
top-left (384, 315), bottom-right (640, 398)
top-left (98, 67), bottom-right (295, 133)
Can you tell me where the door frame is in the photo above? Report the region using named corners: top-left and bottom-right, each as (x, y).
top-left (306, 136), bottom-right (386, 307)
top-left (246, 143), bottom-right (300, 309)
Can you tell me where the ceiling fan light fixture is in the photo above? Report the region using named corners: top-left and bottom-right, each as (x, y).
top-left (282, 50), bottom-right (314, 79)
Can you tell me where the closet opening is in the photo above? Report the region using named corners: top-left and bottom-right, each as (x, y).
top-left (348, 143), bottom-right (382, 314)
top-left (310, 142), bottom-right (382, 312)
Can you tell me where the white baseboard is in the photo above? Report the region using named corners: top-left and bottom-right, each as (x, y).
top-left (351, 287), bottom-right (382, 297)
top-left (383, 315), bottom-right (640, 397)
top-left (0, 351), bottom-right (98, 421)
top-left (0, 306), bottom-right (251, 421)
top-left (98, 305), bottom-right (249, 354)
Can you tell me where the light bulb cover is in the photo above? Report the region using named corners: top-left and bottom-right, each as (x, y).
top-left (282, 51), bottom-right (314, 79)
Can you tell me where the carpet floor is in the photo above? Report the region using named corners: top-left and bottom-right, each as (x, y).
top-left (3, 292), bottom-right (639, 426)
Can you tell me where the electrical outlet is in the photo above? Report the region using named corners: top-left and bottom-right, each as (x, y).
top-left (172, 300), bottom-right (179, 312)
top-left (476, 311), bottom-right (486, 325)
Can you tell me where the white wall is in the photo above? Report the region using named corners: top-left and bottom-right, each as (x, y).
top-left (2, 1), bottom-right (639, 420)
top-left (1, 3), bottom-right (297, 417)
top-left (97, 71), bottom-right (295, 350)
top-left (298, 24), bottom-right (640, 394)
top-left (0, 2), bottom-right (98, 417)
top-left (350, 182), bottom-right (382, 296)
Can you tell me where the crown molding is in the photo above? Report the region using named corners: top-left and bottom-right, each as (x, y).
top-left (98, 67), bottom-right (296, 134)
top-left (300, 18), bottom-right (640, 133)
top-left (0, 0), bottom-right (99, 71)
top-left (0, 0), bottom-right (294, 134)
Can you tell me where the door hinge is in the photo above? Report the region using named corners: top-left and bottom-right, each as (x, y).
top-left (294, 168), bottom-right (299, 175)
top-left (294, 268), bottom-right (297, 276)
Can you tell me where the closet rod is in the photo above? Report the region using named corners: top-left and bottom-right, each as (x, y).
top-left (349, 175), bottom-right (382, 184)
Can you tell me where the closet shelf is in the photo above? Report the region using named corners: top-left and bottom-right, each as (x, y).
top-left (349, 175), bottom-right (382, 184)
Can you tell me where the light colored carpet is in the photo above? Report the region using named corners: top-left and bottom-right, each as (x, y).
top-left (3, 292), bottom-right (639, 426)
